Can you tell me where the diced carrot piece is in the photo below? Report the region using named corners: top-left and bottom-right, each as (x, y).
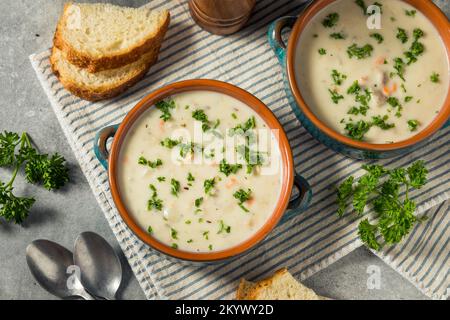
top-left (225, 177), bottom-right (237, 189)
top-left (391, 83), bottom-right (397, 93)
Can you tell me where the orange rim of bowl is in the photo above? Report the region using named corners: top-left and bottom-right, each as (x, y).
top-left (287, 0), bottom-right (450, 151)
top-left (108, 79), bottom-right (294, 262)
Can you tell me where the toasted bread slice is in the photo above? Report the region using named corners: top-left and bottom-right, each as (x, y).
top-left (54, 2), bottom-right (169, 72)
top-left (244, 268), bottom-right (320, 300)
top-left (50, 47), bottom-right (156, 101)
top-left (236, 279), bottom-right (256, 300)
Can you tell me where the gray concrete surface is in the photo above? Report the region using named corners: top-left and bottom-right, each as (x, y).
top-left (0, 0), bottom-right (448, 300)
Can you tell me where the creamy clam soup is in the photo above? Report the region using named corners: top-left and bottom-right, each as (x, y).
top-left (118, 91), bottom-right (282, 252)
top-left (295, 0), bottom-right (449, 143)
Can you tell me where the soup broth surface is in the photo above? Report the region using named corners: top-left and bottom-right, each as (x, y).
top-left (118, 90), bottom-right (282, 252)
top-left (295, 0), bottom-right (449, 143)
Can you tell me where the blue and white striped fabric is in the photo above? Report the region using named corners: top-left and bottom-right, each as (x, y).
top-left (30, 0), bottom-right (449, 300)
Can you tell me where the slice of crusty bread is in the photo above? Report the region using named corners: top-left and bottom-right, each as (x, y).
top-left (54, 2), bottom-right (170, 73)
top-left (50, 46), bottom-right (156, 101)
top-left (238, 268), bottom-right (321, 300)
top-left (236, 279), bottom-right (256, 300)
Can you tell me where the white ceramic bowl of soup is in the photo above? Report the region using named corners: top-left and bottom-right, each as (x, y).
top-left (94, 80), bottom-right (311, 262)
top-left (270, 0), bottom-right (450, 158)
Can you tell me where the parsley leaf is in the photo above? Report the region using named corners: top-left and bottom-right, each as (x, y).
top-left (204, 178), bottom-right (216, 195)
top-left (396, 28), bottom-right (408, 44)
top-left (370, 33), bottom-right (384, 44)
top-left (156, 99), bottom-right (176, 122)
top-left (219, 159), bottom-right (242, 177)
top-left (0, 131), bottom-right (69, 224)
top-left (170, 178), bottom-right (180, 196)
top-left (322, 13), bottom-right (339, 28)
top-left (336, 161), bottom-right (428, 250)
top-left (407, 119), bottom-right (420, 132)
top-left (430, 72), bottom-right (440, 83)
top-left (347, 44), bottom-right (373, 59)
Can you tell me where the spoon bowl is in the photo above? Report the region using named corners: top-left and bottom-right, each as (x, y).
top-left (74, 232), bottom-right (122, 300)
top-left (26, 239), bottom-right (94, 300)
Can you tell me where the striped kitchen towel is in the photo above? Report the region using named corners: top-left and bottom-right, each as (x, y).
top-left (30, 0), bottom-right (449, 300)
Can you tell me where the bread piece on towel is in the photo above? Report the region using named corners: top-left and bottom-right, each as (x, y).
top-left (237, 268), bottom-right (322, 300)
top-left (50, 46), bottom-right (156, 101)
top-left (54, 2), bottom-right (169, 72)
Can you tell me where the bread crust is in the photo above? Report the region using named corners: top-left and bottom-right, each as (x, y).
top-left (236, 279), bottom-right (255, 300)
top-left (50, 46), bottom-right (158, 102)
top-left (53, 3), bottom-right (170, 73)
top-left (246, 268), bottom-right (288, 300)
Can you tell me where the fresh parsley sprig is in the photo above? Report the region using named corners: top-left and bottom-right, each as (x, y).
top-left (336, 161), bottom-right (428, 250)
top-left (0, 131), bottom-right (69, 224)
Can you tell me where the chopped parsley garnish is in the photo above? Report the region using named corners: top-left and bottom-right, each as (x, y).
top-left (404, 30), bottom-right (425, 65)
top-left (170, 228), bottom-right (178, 239)
top-left (157, 176), bottom-right (166, 182)
top-left (347, 44), bottom-right (373, 59)
top-left (387, 97), bottom-right (402, 117)
top-left (346, 80), bottom-right (371, 115)
top-left (329, 89), bottom-right (344, 104)
top-left (195, 197), bottom-right (203, 208)
top-left (229, 116), bottom-right (256, 135)
top-left (179, 142), bottom-right (202, 158)
top-left (405, 9), bottom-right (417, 17)
top-left (370, 33), bottom-right (384, 44)
top-left (372, 115), bottom-right (395, 130)
top-left (344, 120), bottom-right (372, 141)
top-left (156, 99), bottom-right (176, 122)
top-left (355, 0), bottom-right (367, 14)
top-left (318, 48), bottom-right (327, 55)
top-left (192, 109), bottom-right (211, 132)
top-left (204, 178), bottom-right (216, 195)
top-left (430, 72), bottom-right (440, 83)
top-left (413, 28), bottom-right (424, 40)
top-left (217, 220), bottom-right (231, 234)
top-left (202, 231), bottom-right (209, 240)
top-left (208, 244), bottom-right (213, 250)
top-left (404, 96), bottom-right (413, 103)
top-left (331, 69), bottom-right (347, 86)
top-left (233, 188), bottom-right (252, 212)
top-left (330, 32), bottom-right (346, 40)
top-left (407, 120), bottom-right (420, 131)
top-left (160, 137), bottom-right (181, 149)
top-left (392, 57), bottom-right (406, 81)
top-left (187, 239), bottom-right (193, 243)
top-left (348, 105), bottom-right (369, 116)
top-left (347, 81), bottom-right (361, 95)
top-left (219, 159), bottom-right (242, 176)
top-left (138, 156), bottom-right (162, 168)
top-left (170, 178), bottom-right (180, 196)
top-left (187, 172), bottom-right (195, 182)
top-left (185, 220), bottom-right (191, 224)
top-left (148, 184), bottom-right (163, 211)
top-left (396, 28), bottom-right (408, 44)
top-left (147, 226), bottom-right (153, 233)
top-left (236, 145), bottom-right (264, 174)
top-left (171, 243), bottom-right (178, 249)
top-left (322, 13), bottom-right (339, 28)
top-left (337, 161), bottom-right (428, 250)
top-left (231, 113), bottom-right (238, 119)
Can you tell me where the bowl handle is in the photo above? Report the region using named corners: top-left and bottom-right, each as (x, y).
top-left (268, 16), bottom-right (297, 67)
top-left (280, 173), bottom-right (312, 223)
top-left (94, 124), bottom-right (119, 170)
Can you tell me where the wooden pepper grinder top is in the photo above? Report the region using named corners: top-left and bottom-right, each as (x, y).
top-left (188, 0), bottom-right (256, 35)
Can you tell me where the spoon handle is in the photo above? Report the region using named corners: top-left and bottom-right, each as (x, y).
top-left (77, 289), bottom-right (96, 300)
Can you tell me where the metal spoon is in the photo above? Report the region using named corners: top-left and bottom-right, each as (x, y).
top-left (74, 232), bottom-right (122, 300)
top-left (26, 239), bottom-right (95, 300)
